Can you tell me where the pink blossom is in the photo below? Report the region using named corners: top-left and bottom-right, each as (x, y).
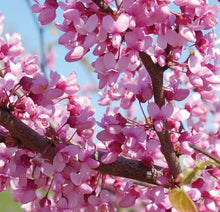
top-left (12, 187), bottom-right (36, 204)
top-left (119, 186), bottom-right (140, 208)
top-left (147, 102), bottom-right (174, 132)
top-left (67, 95), bottom-right (95, 138)
top-left (93, 52), bottom-right (129, 89)
top-left (20, 71), bottom-right (64, 107)
top-left (103, 13), bottom-right (130, 34)
top-left (74, 14), bottom-right (99, 35)
top-left (21, 55), bottom-right (39, 75)
top-left (32, 0), bottom-right (58, 25)
top-left (65, 46), bottom-right (86, 62)
top-left (164, 78), bottom-right (189, 101)
top-left (195, 4), bottom-right (219, 29)
top-left (103, 13), bottom-right (130, 48)
top-left (126, 68), bottom-right (153, 103)
top-left (5, 33), bottom-right (24, 58)
top-left (145, 187), bottom-right (172, 210)
top-left (165, 29), bottom-right (188, 47)
top-left (56, 72), bottom-right (80, 95)
top-left (88, 190), bottom-right (115, 212)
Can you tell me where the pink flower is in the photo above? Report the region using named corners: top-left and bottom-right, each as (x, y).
top-left (20, 71), bottom-right (64, 107)
top-left (165, 29), bottom-right (188, 47)
top-left (88, 190), bottom-right (115, 212)
top-left (164, 78), bottom-right (189, 101)
top-left (4, 33), bottom-right (24, 59)
top-left (32, 0), bottom-right (58, 25)
top-left (56, 72), bottom-right (80, 95)
top-left (66, 95), bottom-right (95, 138)
top-left (119, 186), bottom-right (140, 208)
top-left (21, 55), bottom-right (39, 75)
top-left (93, 53), bottom-right (129, 89)
top-left (147, 102), bottom-right (174, 132)
top-left (103, 13), bottom-right (130, 48)
top-left (103, 13), bottom-right (130, 34)
top-left (125, 66), bottom-right (153, 102)
top-left (65, 46), bottom-right (86, 62)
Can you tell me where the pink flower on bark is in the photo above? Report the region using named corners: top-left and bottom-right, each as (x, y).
top-left (147, 102), bottom-right (174, 132)
top-left (164, 78), bottom-right (189, 101)
top-left (103, 13), bottom-right (130, 48)
top-left (126, 68), bottom-right (153, 103)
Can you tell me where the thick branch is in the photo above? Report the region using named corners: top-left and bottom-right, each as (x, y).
top-left (0, 107), bottom-right (56, 160)
top-left (139, 52), bottom-right (182, 179)
top-left (157, 126), bottom-right (182, 179)
top-left (0, 107), bottom-right (162, 185)
top-left (139, 52), bottom-right (165, 108)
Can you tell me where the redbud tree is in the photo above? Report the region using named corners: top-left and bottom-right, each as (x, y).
top-left (0, 0), bottom-right (220, 211)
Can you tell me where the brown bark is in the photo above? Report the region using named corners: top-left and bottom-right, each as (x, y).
top-left (139, 52), bottom-right (182, 179)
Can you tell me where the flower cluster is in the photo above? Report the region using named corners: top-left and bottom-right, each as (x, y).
top-left (0, 0), bottom-right (219, 211)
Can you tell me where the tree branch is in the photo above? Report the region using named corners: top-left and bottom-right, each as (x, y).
top-left (139, 52), bottom-right (165, 108)
top-left (189, 143), bottom-right (220, 165)
top-left (0, 107), bottom-right (162, 185)
top-left (139, 52), bottom-right (182, 179)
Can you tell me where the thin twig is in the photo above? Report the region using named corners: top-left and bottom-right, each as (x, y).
top-left (189, 143), bottom-right (220, 165)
